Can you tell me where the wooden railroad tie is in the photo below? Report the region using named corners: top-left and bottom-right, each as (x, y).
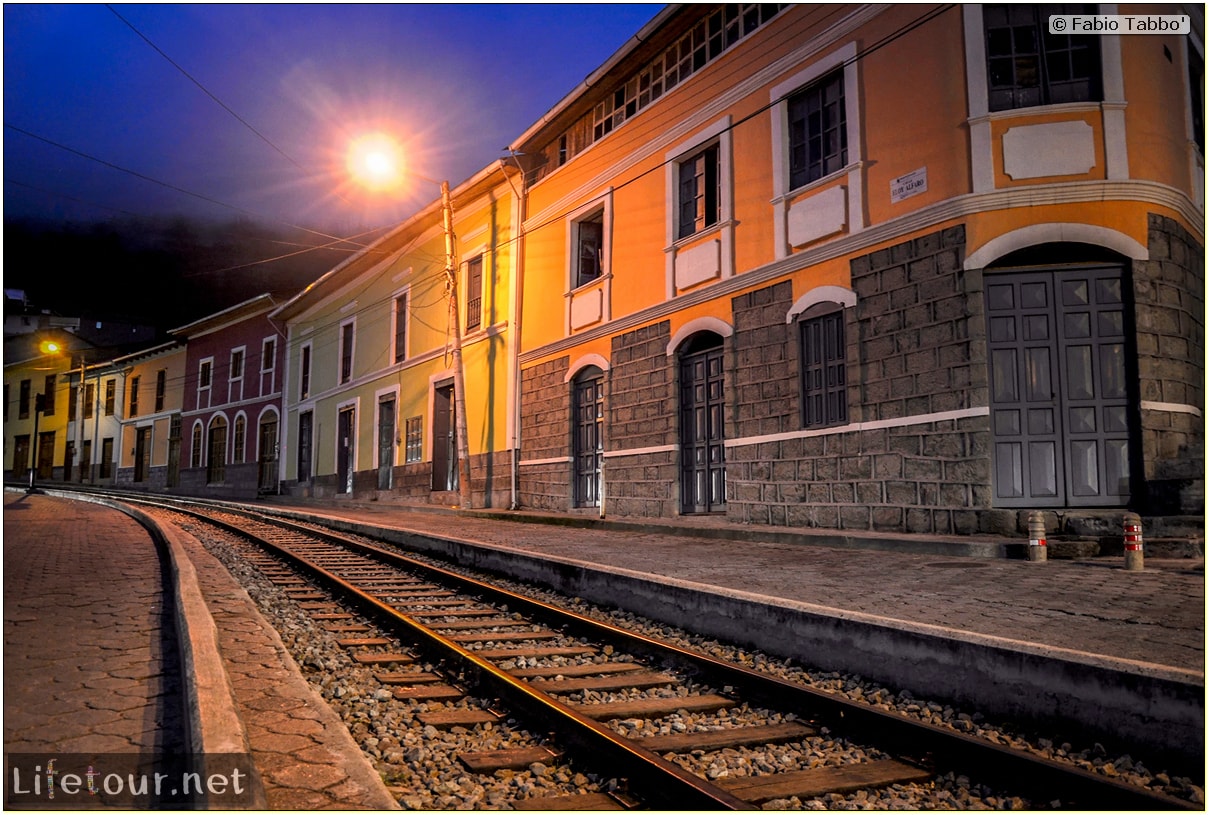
top-left (417, 709), bottom-right (500, 729)
top-left (512, 793), bottom-right (623, 811)
top-left (529, 671), bottom-right (676, 694)
top-left (633, 721), bottom-right (816, 754)
top-left (351, 652), bottom-right (416, 666)
top-left (715, 759), bottom-right (933, 804)
top-left (458, 747), bottom-right (559, 773)
top-left (575, 694), bottom-right (735, 721)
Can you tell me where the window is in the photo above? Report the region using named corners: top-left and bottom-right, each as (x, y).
top-left (984, 4), bottom-right (1101, 112)
top-left (405, 416), bottom-right (423, 463)
top-left (104, 380), bottom-right (115, 416)
top-left (340, 322), bottom-right (354, 384)
top-left (84, 382), bottom-right (95, 420)
top-left (300, 344), bottom-right (312, 399)
top-left (678, 143), bottom-right (720, 239)
top-left (128, 375), bottom-right (140, 417)
top-left (198, 359), bottom-right (213, 408)
top-left (788, 70), bottom-right (847, 189)
top-left (42, 375), bottom-right (56, 416)
top-left (799, 308), bottom-right (847, 428)
top-left (155, 369), bottom-right (166, 412)
top-left (229, 348), bottom-right (245, 402)
top-left (19, 379), bottom-right (30, 419)
top-left (575, 211), bottom-right (605, 288)
top-left (233, 415), bottom-right (246, 464)
top-left (67, 382), bottom-right (76, 422)
top-left (465, 256), bottom-right (483, 331)
top-left (5, 383), bottom-right (11, 422)
top-left (261, 338), bottom-right (276, 372)
top-left (230, 349), bottom-right (244, 381)
top-left (394, 293), bottom-right (408, 364)
top-left (191, 422), bottom-right (203, 468)
top-left (297, 411), bottom-right (313, 481)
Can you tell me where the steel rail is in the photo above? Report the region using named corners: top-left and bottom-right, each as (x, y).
top-left (99, 491), bottom-right (1200, 811)
top-left (139, 498), bottom-right (755, 810)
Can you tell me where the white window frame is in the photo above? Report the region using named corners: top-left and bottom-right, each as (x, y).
top-left (299, 341), bottom-right (313, 400)
top-left (338, 318), bottom-right (355, 385)
top-left (564, 192), bottom-right (614, 334)
top-left (197, 357), bottom-right (214, 410)
top-left (962, 4), bottom-right (1128, 192)
top-left (769, 41), bottom-right (862, 258)
top-left (392, 287), bottom-right (411, 365)
top-left (462, 250), bottom-right (487, 335)
top-left (260, 336), bottom-right (277, 396)
top-left (228, 345), bottom-right (246, 404)
top-left (663, 116), bottom-right (735, 299)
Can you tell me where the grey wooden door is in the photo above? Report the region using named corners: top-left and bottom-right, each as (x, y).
top-left (679, 338), bottom-right (726, 514)
top-left (134, 427), bottom-right (151, 482)
top-left (377, 397), bottom-right (395, 491)
top-left (986, 265), bottom-right (1133, 507)
top-left (573, 372), bottom-right (603, 507)
top-left (431, 384), bottom-right (456, 492)
top-left (337, 407), bottom-right (355, 494)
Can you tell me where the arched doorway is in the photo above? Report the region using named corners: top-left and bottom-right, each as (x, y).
top-left (678, 331), bottom-right (726, 514)
top-left (206, 416), bottom-right (227, 484)
top-left (572, 366), bottom-right (604, 507)
top-left (984, 246), bottom-right (1137, 507)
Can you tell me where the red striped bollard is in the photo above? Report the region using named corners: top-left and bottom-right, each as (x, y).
top-left (1123, 512), bottom-right (1144, 571)
top-left (1027, 511), bottom-right (1047, 562)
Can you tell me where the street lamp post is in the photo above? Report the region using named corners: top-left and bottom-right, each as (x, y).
top-left (26, 393), bottom-right (45, 493)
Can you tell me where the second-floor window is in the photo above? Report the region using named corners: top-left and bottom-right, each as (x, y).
top-left (677, 143), bottom-right (719, 239)
top-left (104, 379), bottom-right (115, 416)
top-left (155, 369), bottom-right (166, 412)
top-left (340, 322), bottom-right (354, 384)
top-left (198, 359), bottom-right (213, 408)
top-left (19, 379), bottom-right (30, 419)
top-left (394, 293), bottom-right (408, 364)
top-left (788, 70), bottom-right (847, 189)
top-left (984, 4), bottom-right (1101, 112)
top-left (43, 374), bottom-right (56, 416)
top-left (230, 348), bottom-right (245, 402)
top-left (465, 257), bottom-right (483, 332)
top-left (300, 345), bottom-right (312, 399)
top-left (575, 210), bottom-right (605, 288)
top-left (84, 382), bottom-right (95, 419)
top-left (129, 375), bottom-right (140, 417)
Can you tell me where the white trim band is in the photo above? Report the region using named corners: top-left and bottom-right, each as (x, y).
top-left (1140, 401), bottom-right (1203, 417)
top-left (724, 406), bottom-right (990, 449)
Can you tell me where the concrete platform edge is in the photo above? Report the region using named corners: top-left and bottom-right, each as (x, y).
top-left (275, 505), bottom-right (1205, 776)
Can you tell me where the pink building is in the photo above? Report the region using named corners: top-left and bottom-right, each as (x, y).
top-left (169, 294), bottom-right (285, 498)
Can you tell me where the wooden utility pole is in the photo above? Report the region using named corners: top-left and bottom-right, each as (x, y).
top-left (441, 181), bottom-right (473, 508)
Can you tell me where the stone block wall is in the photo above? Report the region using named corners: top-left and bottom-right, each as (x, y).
top-left (730, 281), bottom-right (798, 439)
top-left (1134, 214), bottom-right (1205, 514)
top-left (605, 321), bottom-right (677, 517)
top-left (726, 226), bottom-right (997, 534)
top-left (519, 356), bottom-right (571, 511)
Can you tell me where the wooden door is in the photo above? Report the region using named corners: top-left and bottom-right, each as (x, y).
top-left (337, 407), bottom-right (355, 494)
top-left (134, 427), bottom-right (151, 482)
top-left (679, 338), bottom-right (726, 513)
top-left (431, 385), bottom-right (456, 492)
top-left (573, 373), bottom-right (603, 507)
top-left (377, 398), bottom-right (395, 491)
top-left (986, 265), bottom-right (1134, 507)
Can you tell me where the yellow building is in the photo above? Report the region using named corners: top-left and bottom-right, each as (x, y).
top-left (273, 162), bottom-right (520, 507)
top-left (3, 334), bottom-right (77, 485)
top-left (113, 341), bottom-right (187, 490)
top-left (508, 3), bottom-right (1204, 533)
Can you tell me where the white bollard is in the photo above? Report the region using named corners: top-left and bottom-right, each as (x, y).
top-left (1027, 511), bottom-right (1047, 563)
top-left (1123, 512), bottom-right (1144, 571)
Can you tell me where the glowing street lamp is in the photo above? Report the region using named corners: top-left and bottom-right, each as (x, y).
top-left (345, 134), bottom-right (472, 508)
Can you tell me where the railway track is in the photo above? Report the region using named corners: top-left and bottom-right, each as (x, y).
top-left (106, 492), bottom-right (1194, 811)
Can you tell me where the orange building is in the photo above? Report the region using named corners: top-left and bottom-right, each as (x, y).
top-left (508, 3), bottom-right (1204, 534)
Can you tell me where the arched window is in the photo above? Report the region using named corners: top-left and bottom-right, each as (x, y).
top-left (190, 422), bottom-right (203, 468)
top-left (797, 302), bottom-right (848, 429)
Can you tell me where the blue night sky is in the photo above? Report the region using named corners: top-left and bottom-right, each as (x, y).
top-left (3, 3), bottom-right (662, 232)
